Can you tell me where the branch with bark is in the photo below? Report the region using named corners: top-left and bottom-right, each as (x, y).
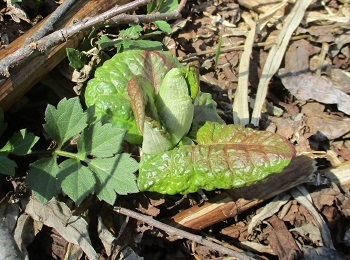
top-left (0, 0), bottom-right (188, 77)
top-left (114, 207), bottom-right (255, 259)
top-left (0, 0), bottom-right (187, 110)
top-left (0, 0), bottom-right (151, 77)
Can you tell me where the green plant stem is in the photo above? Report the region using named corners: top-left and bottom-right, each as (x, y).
top-left (55, 150), bottom-right (86, 162)
top-left (26, 150), bottom-right (54, 156)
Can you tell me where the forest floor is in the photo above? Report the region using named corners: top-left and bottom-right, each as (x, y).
top-left (0, 0), bottom-right (350, 259)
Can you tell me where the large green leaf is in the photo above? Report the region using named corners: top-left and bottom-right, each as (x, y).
top-left (138, 122), bottom-right (296, 194)
top-left (85, 50), bottom-right (181, 144)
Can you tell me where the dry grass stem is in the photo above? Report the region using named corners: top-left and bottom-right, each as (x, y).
top-left (251, 0), bottom-right (314, 126)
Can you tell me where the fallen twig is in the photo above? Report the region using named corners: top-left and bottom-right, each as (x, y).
top-left (178, 35), bottom-right (310, 61)
top-left (110, 0), bottom-right (187, 25)
top-left (114, 207), bottom-right (255, 259)
top-left (24, 0), bottom-right (78, 44)
top-left (250, 0), bottom-right (313, 126)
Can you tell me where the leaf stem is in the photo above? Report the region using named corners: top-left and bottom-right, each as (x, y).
top-left (55, 149), bottom-right (86, 162)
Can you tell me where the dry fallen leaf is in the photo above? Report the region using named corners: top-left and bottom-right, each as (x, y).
top-left (306, 116), bottom-right (350, 141)
top-left (22, 197), bottom-right (97, 260)
top-left (284, 39), bottom-right (320, 73)
top-left (278, 70), bottom-right (350, 115)
top-left (5, 0), bottom-right (31, 24)
top-left (267, 214), bottom-right (302, 259)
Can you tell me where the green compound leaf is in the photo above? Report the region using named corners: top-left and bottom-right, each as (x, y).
top-left (26, 157), bottom-right (59, 204)
top-left (0, 129), bottom-right (39, 155)
top-left (138, 122), bottom-right (296, 195)
top-left (118, 39), bottom-right (163, 52)
top-left (44, 97), bottom-right (87, 148)
top-left (0, 154), bottom-right (17, 176)
top-left (57, 159), bottom-right (96, 205)
top-left (85, 50), bottom-right (180, 144)
top-left (77, 122), bottom-right (126, 158)
top-left (147, 0), bottom-right (178, 13)
top-left (88, 154), bottom-right (139, 205)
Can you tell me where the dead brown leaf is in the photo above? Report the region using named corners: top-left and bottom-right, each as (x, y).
top-left (278, 70), bottom-right (350, 115)
top-left (5, 0), bottom-right (31, 24)
top-left (267, 215), bottom-right (301, 260)
top-left (285, 39), bottom-right (320, 73)
top-left (306, 116), bottom-right (350, 140)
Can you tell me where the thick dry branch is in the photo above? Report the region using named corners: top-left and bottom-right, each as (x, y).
top-left (0, 0), bottom-right (187, 111)
top-left (0, 0), bottom-right (150, 77)
top-left (115, 207), bottom-right (254, 259)
top-left (167, 156), bottom-right (316, 230)
top-left (0, 0), bottom-right (132, 111)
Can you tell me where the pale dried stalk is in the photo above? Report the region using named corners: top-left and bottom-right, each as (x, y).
top-left (232, 16), bottom-right (256, 126)
top-left (290, 185), bottom-right (335, 249)
top-left (251, 0), bottom-right (313, 126)
top-left (232, 0), bottom-right (289, 125)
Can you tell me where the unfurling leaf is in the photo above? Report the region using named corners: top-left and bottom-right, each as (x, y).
top-left (142, 119), bottom-right (173, 154)
top-left (138, 122), bottom-right (296, 195)
top-left (44, 97), bottom-right (87, 148)
top-left (156, 68), bottom-right (194, 145)
top-left (85, 50), bottom-right (180, 144)
top-left (193, 92), bottom-right (225, 124)
top-left (127, 75), bottom-right (159, 134)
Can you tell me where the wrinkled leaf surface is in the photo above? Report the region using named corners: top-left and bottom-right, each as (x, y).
top-left (138, 122), bottom-right (296, 194)
top-left (85, 50), bottom-right (180, 144)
